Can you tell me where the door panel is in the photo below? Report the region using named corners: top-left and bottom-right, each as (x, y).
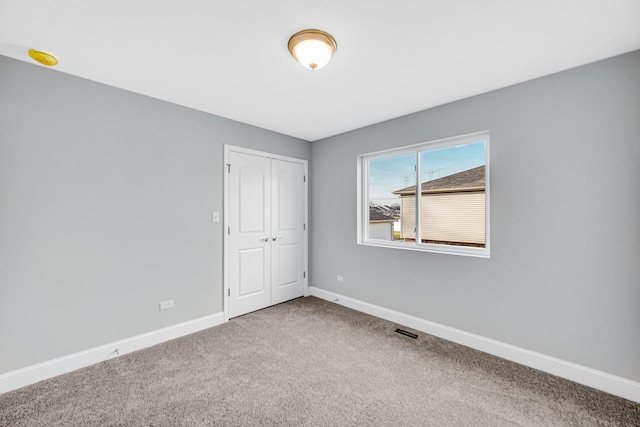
top-left (239, 166), bottom-right (267, 233)
top-left (237, 248), bottom-right (266, 296)
top-left (271, 159), bottom-right (305, 305)
top-left (228, 152), bottom-right (271, 318)
top-left (276, 169), bottom-right (298, 231)
top-left (276, 243), bottom-right (299, 287)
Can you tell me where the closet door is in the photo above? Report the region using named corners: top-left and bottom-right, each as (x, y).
top-left (270, 159), bottom-right (305, 305)
top-left (227, 150), bottom-right (306, 319)
top-left (227, 152), bottom-right (272, 318)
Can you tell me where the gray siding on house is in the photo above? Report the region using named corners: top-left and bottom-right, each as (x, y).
top-left (424, 192), bottom-right (485, 244)
top-left (311, 51), bottom-right (640, 382)
top-left (368, 222), bottom-right (393, 240)
top-left (400, 192), bottom-right (485, 245)
top-left (0, 55), bottom-right (311, 374)
top-left (400, 196), bottom-right (416, 239)
top-left (396, 165), bottom-right (486, 245)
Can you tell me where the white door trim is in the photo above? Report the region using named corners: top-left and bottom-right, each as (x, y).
top-left (223, 145), bottom-right (309, 321)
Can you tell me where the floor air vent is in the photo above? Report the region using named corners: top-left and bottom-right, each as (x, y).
top-left (394, 328), bottom-right (418, 339)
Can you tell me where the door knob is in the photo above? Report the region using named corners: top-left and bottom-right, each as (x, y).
top-left (260, 237), bottom-right (270, 242)
top-left (272, 236), bottom-right (284, 241)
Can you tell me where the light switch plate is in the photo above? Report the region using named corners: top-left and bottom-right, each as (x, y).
top-left (211, 211), bottom-right (220, 223)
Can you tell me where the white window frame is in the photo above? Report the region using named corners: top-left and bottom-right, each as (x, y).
top-left (357, 131), bottom-right (490, 258)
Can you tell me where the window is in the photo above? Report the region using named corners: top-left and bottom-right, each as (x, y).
top-left (358, 132), bottom-right (489, 257)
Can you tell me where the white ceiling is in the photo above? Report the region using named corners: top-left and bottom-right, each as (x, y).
top-left (1, 1), bottom-right (639, 141)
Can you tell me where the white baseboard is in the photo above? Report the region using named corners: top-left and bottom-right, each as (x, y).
top-left (308, 286), bottom-right (640, 403)
top-left (0, 312), bottom-right (226, 395)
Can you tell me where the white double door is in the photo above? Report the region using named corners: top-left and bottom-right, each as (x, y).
top-left (226, 148), bottom-right (307, 318)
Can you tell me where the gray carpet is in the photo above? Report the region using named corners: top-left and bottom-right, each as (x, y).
top-left (1, 296), bottom-right (639, 426)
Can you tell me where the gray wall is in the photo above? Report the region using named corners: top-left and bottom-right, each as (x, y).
top-left (0, 55), bottom-right (310, 374)
top-left (310, 51), bottom-right (640, 382)
top-left (2, 50), bottom-right (639, 384)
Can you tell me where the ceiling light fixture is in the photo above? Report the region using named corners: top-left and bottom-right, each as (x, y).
top-left (28, 49), bottom-right (58, 67)
top-left (288, 29), bottom-right (337, 71)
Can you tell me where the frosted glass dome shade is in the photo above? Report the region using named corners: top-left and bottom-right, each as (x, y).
top-left (288, 29), bottom-right (337, 70)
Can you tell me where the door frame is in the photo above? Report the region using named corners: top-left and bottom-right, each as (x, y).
top-left (223, 144), bottom-right (309, 321)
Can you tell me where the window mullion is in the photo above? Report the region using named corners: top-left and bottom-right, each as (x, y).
top-left (363, 160), bottom-right (369, 240)
top-left (415, 152), bottom-right (421, 246)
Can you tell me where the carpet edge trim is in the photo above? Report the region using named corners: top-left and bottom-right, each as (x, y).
top-left (0, 312), bottom-right (226, 395)
top-left (307, 287), bottom-right (640, 403)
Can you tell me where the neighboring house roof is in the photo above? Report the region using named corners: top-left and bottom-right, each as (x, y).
top-left (393, 165), bottom-right (485, 195)
top-left (369, 207), bottom-right (396, 222)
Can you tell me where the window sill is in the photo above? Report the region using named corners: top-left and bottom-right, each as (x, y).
top-left (358, 239), bottom-right (490, 258)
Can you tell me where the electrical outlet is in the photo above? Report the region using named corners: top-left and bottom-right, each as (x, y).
top-left (159, 300), bottom-right (174, 310)
top-left (337, 275), bottom-right (344, 282)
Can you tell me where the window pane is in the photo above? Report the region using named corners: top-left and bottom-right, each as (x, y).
top-left (367, 154), bottom-right (415, 241)
top-left (418, 141), bottom-right (486, 248)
